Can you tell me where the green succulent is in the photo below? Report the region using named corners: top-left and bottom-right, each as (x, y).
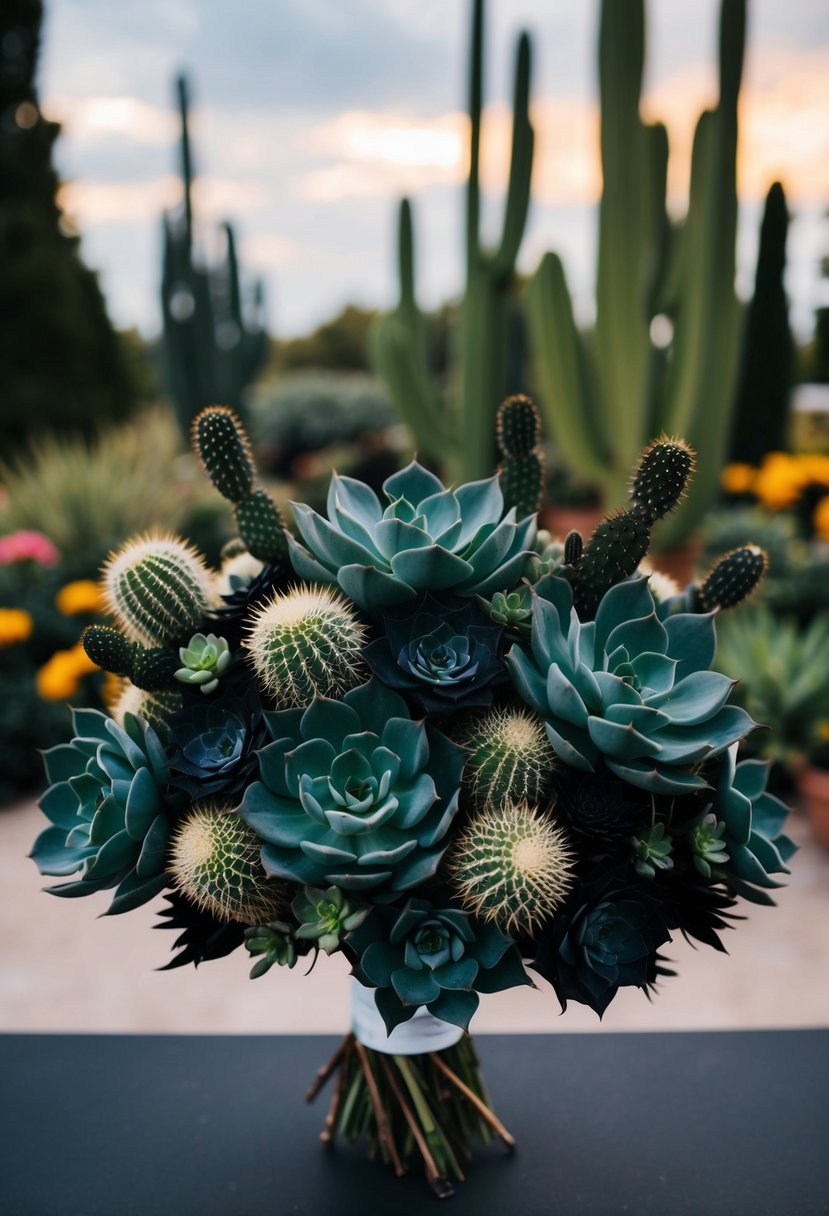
top-left (175, 632), bottom-right (232, 694)
top-left (287, 460), bottom-right (536, 613)
top-left (689, 813), bottom-right (730, 879)
top-left (507, 576), bottom-right (755, 794)
top-left (244, 920), bottom-right (297, 978)
top-left (240, 680), bottom-right (465, 892)
top-left (30, 709), bottom-right (172, 913)
top-left (477, 587), bottom-right (532, 634)
top-left (348, 897), bottom-right (532, 1034)
top-left (705, 744), bottom-right (796, 904)
top-left (633, 822), bottom-right (674, 879)
top-left (292, 885), bottom-right (367, 954)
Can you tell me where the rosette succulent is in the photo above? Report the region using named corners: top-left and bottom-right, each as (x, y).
top-left (174, 632), bottom-right (232, 694)
top-left (169, 691), bottom-right (268, 800)
top-left (532, 874), bottom-right (671, 1016)
top-left (703, 745), bottom-right (796, 904)
top-left (287, 461), bottom-right (536, 613)
top-left (240, 681), bottom-right (465, 892)
top-left (508, 576), bottom-right (755, 794)
top-left (292, 885), bottom-right (367, 954)
top-left (364, 596), bottom-right (504, 713)
top-left (30, 709), bottom-right (172, 913)
top-left (348, 897), bottom-right (532, 1033)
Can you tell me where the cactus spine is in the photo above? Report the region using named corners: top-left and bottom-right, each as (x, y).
top-left (171, 806), bottom-right (285, 924)
top-left (245, 586), bottom-right (365, 707)
top-left (193, 406), bottom-right (289, 564)
top-left (496, 395), bottom-right (545, 518)
top-left (698, 545), bottom-right (768, 611)
top-left (109, 682), bottom-right (183, 735)
top-left (102, 533), bottom-right (211, 646)
top-left (526, 0), bottom-right (744, 543)
top-left (161, 75), bottom-right (267, 438)
top-left (371, 0), bottom-right (534, 481)
top-left (82, 625), bottom-right (180, 692)
top-left (450, 802), bottom-right (575, 934)
top-left (464, 708), bottom-right (556, 811)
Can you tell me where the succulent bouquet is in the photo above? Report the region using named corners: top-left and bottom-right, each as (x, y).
top-left (30, 398), bottom-right (794, 1197)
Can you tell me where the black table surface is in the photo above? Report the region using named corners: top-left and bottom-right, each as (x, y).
top-left (1, 1030), bottom-right (827, 1216)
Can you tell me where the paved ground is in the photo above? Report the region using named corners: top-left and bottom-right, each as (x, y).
top-left (2, 797), bottom-right (828, 1034)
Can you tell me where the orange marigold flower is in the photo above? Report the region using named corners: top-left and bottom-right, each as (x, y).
top-left (720, 463), bottom-right (756, 495)
top-left (36, 643), bottom-right (99, 700)
top-left (813, 495), bottom-right (829, 542)
top-left (0, 607), bottom-right (34, 647)
top-left (56, 579), bottom-right (105, 616)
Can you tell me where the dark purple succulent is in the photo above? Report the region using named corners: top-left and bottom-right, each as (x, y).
top-left (363, 595), bottom-right (505, 713)
top-left (169, 689), bottom-right (268, 800)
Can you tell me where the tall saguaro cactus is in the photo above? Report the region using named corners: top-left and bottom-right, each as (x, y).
top-left (527, 0), bottom-right (745, 545)
top-left (371, 0), bottom-right (534, 482)
top-left (161, 75), bottom-right (268, 438)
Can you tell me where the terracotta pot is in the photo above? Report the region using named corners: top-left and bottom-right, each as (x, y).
top-left (648, 538), bottom-right (703, 589)
top-left (797, 765), bottom-right (829, 848)
top-left (539, 504), bottom-right (605, 541)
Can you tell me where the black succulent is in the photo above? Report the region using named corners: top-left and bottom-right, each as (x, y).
top-left (364, 594), bottom-right (505, 713)
top-left (169, 688), bottom-right (268, 800)
top-left (531, 870), bottom-right (671, 1017)
top-left (154, 891), bottom-right (247, 969)
top-left (553, 769), bottom-right (650, 851)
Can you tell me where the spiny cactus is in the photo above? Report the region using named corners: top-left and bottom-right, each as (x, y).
top-left (563, 530), bottom-right (583, 567)
top-left (464, 708), bottom-right (556, 811)
top-left (171, 805), bottom-right (285, 924)
top-left (450, 801), bottom-right (575, 934)
top-left (573, 438), bottom-right (695, 618)
top-left (192, 406), bottom-right (289, 565)
top-left (102, 532), bottom-right (212, 646)
top-left (496, 394), bottom-right (546, 519)
top-left (244, 585), bottom-right (366, 707)
top-left (109, 682), bottom-right (183, 736)
top-left (82, 625), bottom-right (179, 693)
top-left (698, 545), bottom-right (767, 612)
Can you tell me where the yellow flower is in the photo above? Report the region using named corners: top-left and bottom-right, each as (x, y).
top-left (0, 607), bottom-right (34, 647)
top-left (720, 463), bottom-right (756, 495)
top-left (819, 721), bottom-right (829, 744)
top-left (753, 452), bottom-right (804, 510)
top-left (36, 643), bottom-right (99, 701)
top-left (56, 579), bottom-right (105, 616)
top-left (814, 496), bottom-right (829, 542)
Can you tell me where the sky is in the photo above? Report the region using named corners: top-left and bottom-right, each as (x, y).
top-left (38, 0), bottom-right (829, 341)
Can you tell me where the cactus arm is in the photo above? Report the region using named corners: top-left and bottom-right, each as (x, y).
top-left (526, 253), bottom-right (608, 482)
top-left (466, 0), bottom-right (483, 277)
top-left (176, 75), bottom-right (194, 251)
top-left (492, 32), bottom-right (533, 279)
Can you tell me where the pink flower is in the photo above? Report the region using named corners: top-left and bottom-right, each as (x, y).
top-left (0, 530), bottom-right (61, 567)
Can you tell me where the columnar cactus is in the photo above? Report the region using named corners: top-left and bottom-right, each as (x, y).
top-left (192, 406), bottom-right (290, 564)
top-left (82, 625), bottom-right (179, 692)
top-left (450, 802), bottom-right (576, 934)
top-left (698, 545), bottom-right (768, 612)
top-left (102, 532), bottom-right (212, 645)
top-left (464, 708), bottom-right (556, 811)
top-left (170, 805), bottom-right (285, 924)
top-left (496, 394), bottom-right (545, 519)
top-left (244, 586), bottom-right (366, 707)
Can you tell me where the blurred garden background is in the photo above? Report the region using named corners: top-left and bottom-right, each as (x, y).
top-left (2, 0), bottom-right (829, 1032)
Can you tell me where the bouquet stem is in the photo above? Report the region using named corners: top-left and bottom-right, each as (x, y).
top-left (306, 1033), bottom-right (514, 1198)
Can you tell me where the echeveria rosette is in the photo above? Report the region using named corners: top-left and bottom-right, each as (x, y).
top-left (240, 681), bottom-right (465, 893)
top-left (30, 709), bottom-right (172, 914)
top-left (169, 689), bottom-right (268, 800)
top-left (287, 460), bottom-right (536, 613)
top-left (532, 872), bottom-right (671, 1017)
top-left (364, 595), bottom-right (505, 713)
top-left (507, 575), bottom-right (755, 795)
top-left (293, 885), bottom-right (368, 954)
top-left (348, 897), bottom-right (532, 1033)
top-left (704, 744), bottom-right (796, 905)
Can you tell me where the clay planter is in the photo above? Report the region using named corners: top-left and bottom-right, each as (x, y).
top-left (648, 538), bottom-right (703, 588)
top-left (797, 765), bottom-right (829, 848)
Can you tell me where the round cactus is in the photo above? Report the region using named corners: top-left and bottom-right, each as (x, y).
top-left (245, 585), bottom-right (366, 707)
top-left (630, 437), bottom-right (695, 524)
top-left (170, 805), bottom-right (285, 924)
top-left (103, 532), bottom-right (212, 646)
top-left (192, 406), bottom-right (256, 503)
top-left (109, 682), bottom-right (183, 735)
top-left (464, 708), bottom-right (556, 810)
top-left (450, 802), bottom-right (576, 934)
top-left (699, 545), bottom-right (768, 611)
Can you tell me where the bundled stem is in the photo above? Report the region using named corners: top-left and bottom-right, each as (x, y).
top-left (306, 1033), bottom-right (512, 1198)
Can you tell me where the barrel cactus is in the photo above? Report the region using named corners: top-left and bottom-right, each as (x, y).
top-left (30, 709), bottom-right (172, 913)
top-left (102, 531), bottom-right (213, 645)
top-left (463, 707), bottom-right (556, 810)
top-left (240, 680), bottom-right (465, 892)
top-left (507, 576), bottom-right (755, 794)
top-left (287, 461), bottom-right (537, 613)
top-left (348, 897), bottom-right (532, 1033)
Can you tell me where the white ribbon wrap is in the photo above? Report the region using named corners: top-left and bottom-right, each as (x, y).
top-left (350, 977), bottom-right (464, 1055)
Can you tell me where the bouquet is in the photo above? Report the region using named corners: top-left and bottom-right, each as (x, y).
top-left (30, 398), bottom-right (794, 1197)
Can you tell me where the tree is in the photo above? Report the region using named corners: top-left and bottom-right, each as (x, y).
top-left (0, 0), bottom-right (135, 453)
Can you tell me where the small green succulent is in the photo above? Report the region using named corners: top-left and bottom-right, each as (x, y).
top-left (348, 897), bottom-right (532, 1034)
top-left (30, 709), bottom-right (171, 913)
top-left (244, 920), bottom-right (297, 977)
top-left (477, 588), bottom-right (532, 633)
top-left (690, 813), bottom-right (730, 879)
top-left (633, 822), bottom-right (674, 879)
top-left (292, 886), bottom-right (367, 954)
top-left (174, 632), bottom-right (232, 694)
